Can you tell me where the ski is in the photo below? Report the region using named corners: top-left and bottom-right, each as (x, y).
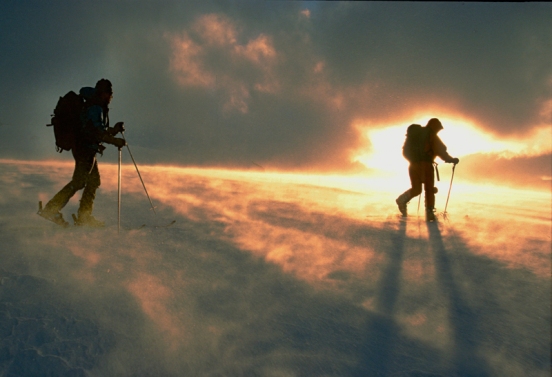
top-left (153, 220), bottom-right (177, 228)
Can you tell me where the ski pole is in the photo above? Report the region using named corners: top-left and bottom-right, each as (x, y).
top-left (118, 147), bottom-right (122, 234)
top-left (121, 132), bottom-right (157, 215)
top-left (443, 164), bottom-right (456, 214)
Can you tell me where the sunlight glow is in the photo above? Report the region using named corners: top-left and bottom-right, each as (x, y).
top-left (3, 159), bottom-right (550, 281)
top-left (352, 116), bottom-right (552, 174)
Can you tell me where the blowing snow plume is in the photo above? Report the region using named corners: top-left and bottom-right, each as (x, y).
top-left (0, 159), bottom-right (550, 376)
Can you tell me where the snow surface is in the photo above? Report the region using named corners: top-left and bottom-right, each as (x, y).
top-left (0, 159), bottom-right (550, 377)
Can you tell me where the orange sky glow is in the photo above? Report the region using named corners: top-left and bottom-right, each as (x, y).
top-left (353, 115), bottom-right (551, 170)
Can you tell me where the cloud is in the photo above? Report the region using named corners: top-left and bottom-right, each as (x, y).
top-left (0, 2), bottom-right (549, 174)
top-left (311, 3), bottom-right (552, 133)
top-left (167, 14), bottom-right (279, 114)
top-left (168, 31), bottom-right (216, 88)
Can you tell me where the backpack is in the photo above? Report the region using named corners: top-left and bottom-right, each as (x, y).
top-left (46, 91), bottom-right (84, 153)
top-left (402, 124), bottom-right (432, 162)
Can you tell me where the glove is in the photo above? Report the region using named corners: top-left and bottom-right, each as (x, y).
top-left (101, 133), bottom-right (126, 148)
top-left (112, 137), bottom-right (126, 149)
top-left (106, 122), bottom-right (125, 136)
top-left (113, 122), bottom-right (125, 134)
top-left (450, 157), bottom-right (459, 165)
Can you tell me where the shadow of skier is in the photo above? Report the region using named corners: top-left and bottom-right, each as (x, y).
top-left (376, 220), bottom-right (407, 317)
top-left (427, 222), bottom-right (491, 377)
top-left (354, 219), bottom-right (409, 376)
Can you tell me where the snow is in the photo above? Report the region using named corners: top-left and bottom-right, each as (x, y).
top-left (0, 159), bottom-right (550, 376)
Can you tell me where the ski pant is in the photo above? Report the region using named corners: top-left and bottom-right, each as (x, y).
top-left (44, 147), bottom-right (100, 217)
top-left (400, 161), bottom-right (435, 209)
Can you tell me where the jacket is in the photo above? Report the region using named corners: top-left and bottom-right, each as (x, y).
top-left (426, 131), bottom-right (454, 163)
top-left (79, 87), bottom-right (109, 153)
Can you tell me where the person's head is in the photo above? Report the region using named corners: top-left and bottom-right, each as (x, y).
top-left (426, 118), bottom-right (443, 133)
top-left (95, 78), bottom-right (113, 105)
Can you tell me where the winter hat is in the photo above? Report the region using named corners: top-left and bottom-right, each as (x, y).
top-left (95, 79), bottom-right (113, 95)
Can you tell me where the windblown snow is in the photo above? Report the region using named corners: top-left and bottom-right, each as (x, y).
top-left (0, 159), bottom-right (550, 376)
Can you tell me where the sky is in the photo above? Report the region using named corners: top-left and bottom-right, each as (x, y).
top-left (0, 1), bottom-right (550, 188)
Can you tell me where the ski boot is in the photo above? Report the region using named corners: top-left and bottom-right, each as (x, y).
top-left (37, 201), bottom-right (70, 227)
top-left (425, 207), bottom-right (436, 222)
top-left (73, 213), bottom-right (105, 228)
top-left (395, 192), bottom-right (410, 217)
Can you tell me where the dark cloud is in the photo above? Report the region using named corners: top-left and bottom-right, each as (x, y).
top-left (312, 3), bottom-right (552, 134)
top-left (0, 1), bottom-right (550, 170)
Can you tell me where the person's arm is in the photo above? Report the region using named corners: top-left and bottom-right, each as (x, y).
top-left (84, 106), bottom-right (125, 148)
top-left (433, 134), bottom-right (458, 164)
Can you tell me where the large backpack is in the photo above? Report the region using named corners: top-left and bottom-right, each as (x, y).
top-left (402, 124), bottom-right (432, 163)
top-left (47, 91), bottom-right (84, 153)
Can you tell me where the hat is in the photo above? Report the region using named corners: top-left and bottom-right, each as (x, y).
top-left (427, 118), bottom-right (443, 131)
top-left (95, 79), bottom-right (113, 95)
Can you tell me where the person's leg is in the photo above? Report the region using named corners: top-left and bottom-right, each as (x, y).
top-left (422, 162), bottom-right (436, 221)
top-left (40, 150), bottom-right (95, 226)
top-left (396, 163), bottom-right (422, 216)
top-left (408, 163), bottom-right (423, 199)
top-left (42, 151), bottom-right (90, 213)
top-left (75, 155), bottom-right (104, 227)
top-left (77, 158), bottom-right (100, 219)
top-left (43, 181), bottom-right (80, 213)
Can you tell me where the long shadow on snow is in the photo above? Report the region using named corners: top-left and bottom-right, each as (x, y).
top-left (129, 210), bottom-right (446, 376)
top-left (247, 199), bottom-right (395, 250)
top-left (427, 222), bottom-right (491, 377)
top-left (91, 192), bottom-right (549, 376)
top-left (429, 222), bottom-right (550, 376)
top-left (244, 200), bottom-right (550, 375)
top-left (169, 208), bottom-right (456, 376)
top-left (353, 219), bottom-right (415, 376)
top-left (353, 219), bottom-right (462, 377)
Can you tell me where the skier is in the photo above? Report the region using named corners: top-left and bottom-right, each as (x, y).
top-left (39, 79), bottom-right (126, 227)
top-left (396, 118), bottom-right (459, 221)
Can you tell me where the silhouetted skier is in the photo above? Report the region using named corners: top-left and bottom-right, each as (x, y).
top-left (396, 118), bottom-right (459, 221)
top-left (39, 79), bottom-right (126, 227)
